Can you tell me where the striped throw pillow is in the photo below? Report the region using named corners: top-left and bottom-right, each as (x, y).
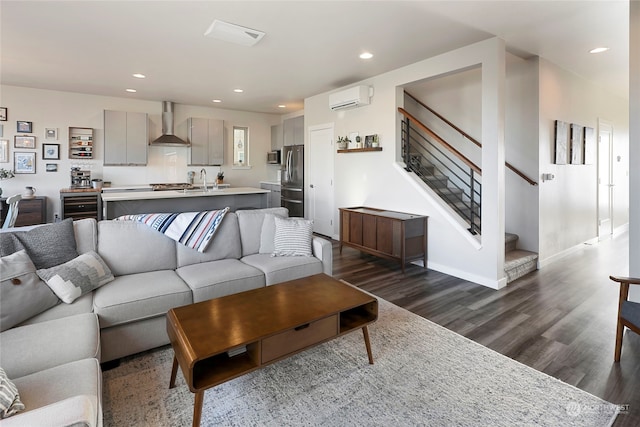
top-left (0, 367), bottom-right (24, 419)
top-left (273, 217), bottom-right (313, 257)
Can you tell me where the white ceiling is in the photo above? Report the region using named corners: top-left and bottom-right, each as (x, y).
top-left (0, 1), bottom-right (629, 114)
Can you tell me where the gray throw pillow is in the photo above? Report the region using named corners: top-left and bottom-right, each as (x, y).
top-left (0, 218), bottom-right (78, 269)
top-left (37, 250), bottom-right (115, 304)
top-left (0, 250), bottom-right (59, 332)
top-left (0, 367), bottom-right (25, 418)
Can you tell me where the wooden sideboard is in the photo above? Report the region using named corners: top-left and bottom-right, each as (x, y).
top-left (0, 196), bottom-right (47, 227)
top-left (339, 207), bottom-right (428, 273)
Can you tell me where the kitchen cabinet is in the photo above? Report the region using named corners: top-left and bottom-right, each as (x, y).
top-left (104, 110), bottom-right (148, 165)
top-left (0, 196), bottom-right (46, 226)
top-left (283, 116), bottom-right (303, 146)
top-left (339, 207), bottom-right (428, 273)
top-left (188, 117), bottom-right (224, 166)
top-left (260, 182), bottom-right (281, 208)
top-left (69, 127), bottom-right (93, 159)
top-left (271, 124), bottom-right (283, 151)
top-left (61, 191), bottom-right (102, 221)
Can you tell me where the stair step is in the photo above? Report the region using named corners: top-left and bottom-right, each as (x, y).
top-left (504, 250), bottom-right (538, 283)
top-left (505, 233), bottom-right (518, 252)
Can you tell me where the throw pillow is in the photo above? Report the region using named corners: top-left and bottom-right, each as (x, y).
top-left (259, 212), bottom-right (288, 254)
top-left (273, 217), bottom-right (313, 257)
top-left (0, 367), bottom-right (25, 419)
top-left (0, 218), bottom-right (78, 269)
top-left (37, 251), bottom-right (114, 304)
top-left (0, 250), bottom-right (59, 332)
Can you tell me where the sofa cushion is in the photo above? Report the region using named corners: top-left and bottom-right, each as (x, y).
top-left (0, 218), bottom-right (78, 269)
top-left (236, 207), bottom-right (289, 256)
top-left (18, 293), bottom-right (93, 327)
top-left (0, 250), bottom-right (58, 332)
top-left (37, 251), bottom-right (114, 304)
top-left (259, 212), bottom-right (290, 254)
top-left (176, 212), bottom-right (242, 268)
top-left (0, 313), bottom-right (100, 379)
top-left (98, 220), bottom-right (177, 275)
top-left (0, 367), bottom-right (25, 419)
top-left (241, 254), bottom-right (323, 286)
top-left (176, 259), bottom-right (265, 303)
top-left (93, 270), bottom-right (192, 328)
top-left (11, 359), bottom-right (101, 427)
top-left (273, 216), bottom-right (313, 257)
top-left (73, 218), bottom-right (98, 254)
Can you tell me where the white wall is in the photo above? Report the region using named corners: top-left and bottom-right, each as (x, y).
top-left (305, 38), bottom-right (508, 289)
top-left (0, 85), bottom-right (281, 221)
top-left (537, 59), bottom-right (629, 265)
top-left (630, 0), bottom-right (640, 301)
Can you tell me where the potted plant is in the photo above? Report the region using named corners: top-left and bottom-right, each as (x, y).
top-left (0, 168), bottom-right (15, 197)
top-left (371, 134), bottom-right (379, 148)
top-left (216, 171), bottom-right (224, 184)
top-left (337, 136), bottom-right (351, 150)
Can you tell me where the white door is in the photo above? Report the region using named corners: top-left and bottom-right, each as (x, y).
top-left (308, 124), bottom-right (334, 237)
top-left (598, 122), bottom-right (613, 240)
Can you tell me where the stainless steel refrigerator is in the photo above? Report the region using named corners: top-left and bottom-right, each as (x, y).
top-left (281, 144), bottom-right (304, 217)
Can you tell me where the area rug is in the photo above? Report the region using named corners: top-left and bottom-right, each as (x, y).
top-left (102, 297), bottom-right (618, 426)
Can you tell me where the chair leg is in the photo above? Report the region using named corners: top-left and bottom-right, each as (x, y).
top-left (614, 320), bottom-right (624, 362)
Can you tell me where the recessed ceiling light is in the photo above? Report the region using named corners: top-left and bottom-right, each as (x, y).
top-left (233, 89), bottom-right (244, 93)
top-left (589, 47), bottom-right (610, 54)
top-left (278, 105), bottom-right (286, 108)
top-left (212, 99), bottom-right (222, 103)
top-left (125, 88), bottom-right (137, 93)
top-left (132, 73), bottom-right (146, 79)
top-left (359, 52), bottom-right (374, 59)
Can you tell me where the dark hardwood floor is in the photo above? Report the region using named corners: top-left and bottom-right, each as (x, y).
top-left (331, 231), bottom-right (639, 426)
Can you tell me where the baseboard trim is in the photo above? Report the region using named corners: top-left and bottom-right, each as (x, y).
top-left (415, 259), bottom-right (507, 290)
top-left (538, 237), bottom-right (598, 269)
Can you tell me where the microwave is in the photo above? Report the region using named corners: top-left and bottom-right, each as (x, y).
top-left (267, 150), bottom-right (281, 164)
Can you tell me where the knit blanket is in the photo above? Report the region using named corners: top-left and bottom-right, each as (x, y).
top-left (115, 208), bottom-right (229, 253)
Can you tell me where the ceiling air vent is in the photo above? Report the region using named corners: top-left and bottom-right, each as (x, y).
top-left (204, 20), bottom-right (265, 47)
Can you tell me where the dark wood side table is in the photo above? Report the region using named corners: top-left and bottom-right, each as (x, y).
top-left (0, 196), bottom-right (47, 226)
top-left (339, 206), bottom-right (428, 273)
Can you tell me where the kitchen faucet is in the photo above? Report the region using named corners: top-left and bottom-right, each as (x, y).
top-left (200, 168), bottom-right (207, 192)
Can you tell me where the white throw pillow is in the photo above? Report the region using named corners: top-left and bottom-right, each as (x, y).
top-left (272, 217), bottom-right (313, 257)
top-left (37, 251), bottom-right (115, 304)
top-left (0, 367), bottom-right (25, 419)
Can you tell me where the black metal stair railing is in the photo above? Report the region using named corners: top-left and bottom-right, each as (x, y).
top-left (400, 111), bottom-right (482, 234)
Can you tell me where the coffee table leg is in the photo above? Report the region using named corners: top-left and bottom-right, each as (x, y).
top-left (169, 354), bottom-right (178, 389)
top-left (362, 326), bottom-right (374, 364)
top-left (193, 391), bottom-right (204, 427)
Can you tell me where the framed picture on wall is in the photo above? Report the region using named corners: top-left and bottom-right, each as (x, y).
top-left (0, 108), bottom-right (7, 121)
top-left (14, 135), bottom-right (36, 149)
top-left (0, 140), bottom-right (8, 163)
top-left (583, 126), bottom-right (595, 165)
top-left (44, 128), bottom-right (58, 140)
top-left (554, 120), bottom-right (568, 165)
top-left (14, 151), bottom-right (36, 174)
top-left (570, 123), bottom-right (583, 165)
top-left (46, 163), bottom-right (58, 172)
top-left (42, 143), bottom-right (60, 160)
top-left (17, 121), bottom-right (33, 133)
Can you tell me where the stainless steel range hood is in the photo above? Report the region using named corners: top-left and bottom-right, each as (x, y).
top-left (150, 101), bottom-right (190, 146)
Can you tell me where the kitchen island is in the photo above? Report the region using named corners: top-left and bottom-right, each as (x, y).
top-left (101, 187), bottom-right (270, 219)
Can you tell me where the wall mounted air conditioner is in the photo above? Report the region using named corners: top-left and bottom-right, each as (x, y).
top-left (329, 85), bottom-right (373, 111)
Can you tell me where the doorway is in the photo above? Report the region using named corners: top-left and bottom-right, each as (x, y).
top-left (598, 121), bottom-right (614, 240)
top-left (308, 123), bottom-right (334, 237)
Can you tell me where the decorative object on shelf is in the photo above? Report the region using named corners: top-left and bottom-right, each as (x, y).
top-left (42, 143), bottom-right (60, 160)
top-left (337, 136), bottom-right (350, 150)
top-left (17, 121), bottom-right (32, 133)
top-left (22, 186), bottom-right (36, 199)
top-left (0, 140), bottom-right (8, 163)
top-left (355, 135), bottom-right (363, 149)
top-left (0, 107), bottom-right (7, 121)
top-left (372, 134), bottom-right (379, 148)
top-left (216, 171), bottom-right (224, 184)
top-left (44, 128), bottom-right (58, 140)
top-left (14, 152), bottom-right (36, 174)
top-left (69, 127), bottom-right (93, 159)
top-left (14, 135), bottom-right (35, 149)
top-left (46, 163), bottom-right (58, 172)
top-left (0, 167), bottom-right (15, 196)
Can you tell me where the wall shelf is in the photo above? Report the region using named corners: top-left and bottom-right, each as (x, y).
top-left (337, 147), bottom-right (382, 153)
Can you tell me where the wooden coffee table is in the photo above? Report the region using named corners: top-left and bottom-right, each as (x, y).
top-left (166, 273), bottom-right (378, 427)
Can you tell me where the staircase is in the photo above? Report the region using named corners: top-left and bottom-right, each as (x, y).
top-left (505, 233), bottom-right (538, 283)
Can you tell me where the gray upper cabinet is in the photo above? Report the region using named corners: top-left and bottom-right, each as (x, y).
top-left (104, 110), bottom-right (148, 165)
top-left (283, 116), bottom-right (303, 146)
top-left (188, 117), bottom-right (224, 166)
top-left (271, 124), bottom-right (283, 151)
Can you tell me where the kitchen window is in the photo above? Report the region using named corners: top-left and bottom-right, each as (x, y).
top-left (233, 126), bottom-right (250, 169)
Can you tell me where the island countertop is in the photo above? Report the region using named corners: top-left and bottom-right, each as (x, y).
top-left (101, 186), bottom-right (269, 202)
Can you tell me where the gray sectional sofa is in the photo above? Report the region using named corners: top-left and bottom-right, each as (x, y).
top-left (0, 207), bottom-right (332, 426)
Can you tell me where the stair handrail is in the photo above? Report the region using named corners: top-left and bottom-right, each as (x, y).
top-left (398, 107), bottom-right (481, 174)
top-left (404, 91), bottom-right (538, 186)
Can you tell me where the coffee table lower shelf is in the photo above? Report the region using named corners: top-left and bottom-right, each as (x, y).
top-left (167, 274), bottom-right (378, 427)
